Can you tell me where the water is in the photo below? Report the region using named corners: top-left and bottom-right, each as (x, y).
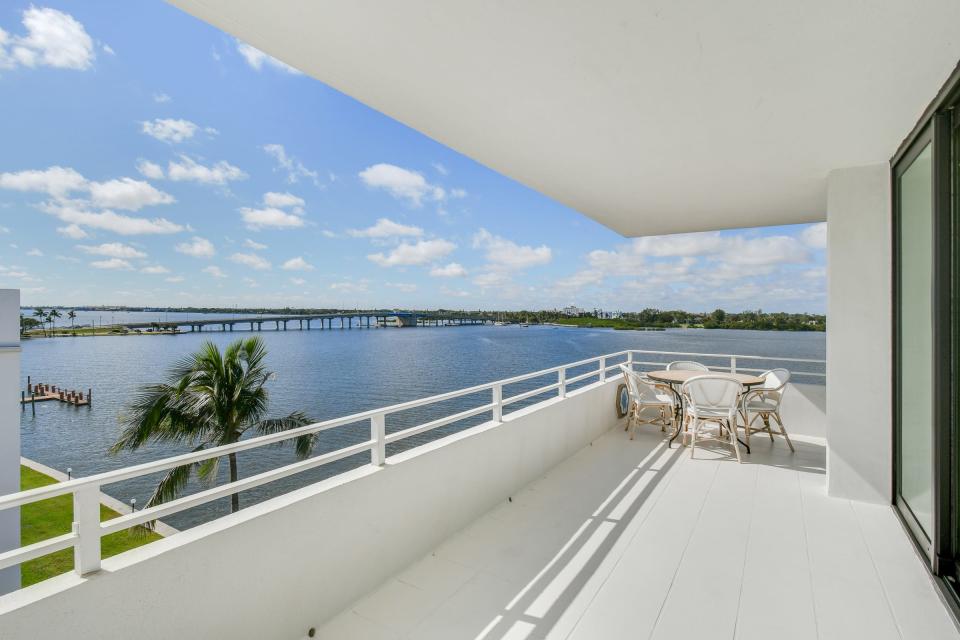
top-left (18, 317), bottom-right (824, 528)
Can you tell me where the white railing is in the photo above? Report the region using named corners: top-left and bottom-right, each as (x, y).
top-left (0, 348), bottom-right (824, 580)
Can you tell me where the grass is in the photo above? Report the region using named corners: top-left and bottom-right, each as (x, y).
top-left (20, 465), bottom-right (163, 587)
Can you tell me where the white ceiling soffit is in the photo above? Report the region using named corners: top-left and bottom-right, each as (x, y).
top-left (169, 0), bottom-right (960, 237)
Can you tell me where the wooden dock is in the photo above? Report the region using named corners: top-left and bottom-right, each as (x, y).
top-left (21, 377), bottom-right (91, 410)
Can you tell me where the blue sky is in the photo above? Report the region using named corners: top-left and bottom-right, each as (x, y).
top-left (0, 2), bottom-right (826, 313)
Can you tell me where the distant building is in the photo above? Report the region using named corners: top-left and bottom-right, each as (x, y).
top-left (562, 305), bottom-right (584, 316)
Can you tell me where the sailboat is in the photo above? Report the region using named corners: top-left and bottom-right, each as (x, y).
top-left (494, 312), bottom-right (505, 326)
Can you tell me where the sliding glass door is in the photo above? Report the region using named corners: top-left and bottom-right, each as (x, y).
top-left (895, 135), bottom-right (935, 550)
top-left (893, 71), bottom-right (959, 609)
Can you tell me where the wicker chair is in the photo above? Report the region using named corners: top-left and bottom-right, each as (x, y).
top-left (681, 375), bottom-right (744, 462)
top-left (740, 368), bottom-right (794, 452)
top-left (666, 360), bottom-right (709, 372)
top-left (619, 365), bottom-right (674, 439)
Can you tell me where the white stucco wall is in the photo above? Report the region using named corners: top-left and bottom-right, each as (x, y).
top-left (826, 163), bottom-right (892, 503)
top-left (0, 378), bottom-right (622, 639)
top-left (780, 382), bottom-right (826, 439)
top-left (0, 290), bottom-right (20, 594)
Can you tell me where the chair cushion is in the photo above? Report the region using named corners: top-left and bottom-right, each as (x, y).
top-left (745, 400), bottom-right (778, 412)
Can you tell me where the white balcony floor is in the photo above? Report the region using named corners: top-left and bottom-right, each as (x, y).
top-left (316, 426), bottom-right (958, 640)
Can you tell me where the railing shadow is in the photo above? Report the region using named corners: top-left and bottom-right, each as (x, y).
top-left (404, 429), bottom-right (826, 639)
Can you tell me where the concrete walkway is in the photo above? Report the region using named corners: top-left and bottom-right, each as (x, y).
top-left (20, 457), bottom-right (179, 537)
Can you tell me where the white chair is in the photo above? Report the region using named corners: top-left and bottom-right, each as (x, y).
top-left (740, 368), bottom-right (794, 452)
top-left (619, 365), bottom-right (674, 439)
top-left (667, 360), bottom-right (709, 372)
top-left (681, 375), bottom-right (744, 462)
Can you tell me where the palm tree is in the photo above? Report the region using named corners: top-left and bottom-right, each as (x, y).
top-left (110, 337), bottom-right (315, 513)
top-left (47, 309), bottom-right (62, 335)
top-left (32, 308), bottom-right (46, 337)
top-left (67, 309), bottom-right (77, 329)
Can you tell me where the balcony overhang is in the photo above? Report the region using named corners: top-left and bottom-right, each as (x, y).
top-left (168, 1), bottom-right (960, 236)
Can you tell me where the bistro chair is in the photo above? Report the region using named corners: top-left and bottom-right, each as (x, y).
top-left (740, 368), bottom-right (794, 452)
top-left (681, 375), bottom-right (744, 462)
top-left (619, 365), bottom-right (674, 439)
top-left (667, 360), bottom-right (709, 372)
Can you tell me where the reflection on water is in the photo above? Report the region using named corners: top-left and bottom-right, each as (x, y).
top-left (20, 321), bottom-right (824, 528)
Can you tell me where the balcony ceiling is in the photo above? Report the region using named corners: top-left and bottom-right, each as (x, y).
top-left (169, 1), bottom-right (960, 236)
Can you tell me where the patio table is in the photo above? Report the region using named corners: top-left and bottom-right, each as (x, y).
top-left (646, 369), bottom-right (765, 452)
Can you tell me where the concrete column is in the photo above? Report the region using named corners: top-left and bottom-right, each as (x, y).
top-left (0, 289), bottom-right (21, 593)
top-left (826, 162), bottom-right (892, 503)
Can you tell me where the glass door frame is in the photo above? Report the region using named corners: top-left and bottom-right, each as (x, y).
top-left (891, 62), bottom-right (960, 613)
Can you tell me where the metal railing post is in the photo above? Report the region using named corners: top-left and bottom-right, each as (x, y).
top-left (599, 357), bottom-right (606, 382)
top-left (492, 384), bottom-right (503, 423)
top-left (730, 356), bottom-right (737, 374)
top-left (73, 484), bottom-right (101, 576)
top-left (371, 413), bottom-right (386, 466)
top-left (558, 368), bottom-right (567, 398)
top-left (627, 351), bottom-right (634, 372)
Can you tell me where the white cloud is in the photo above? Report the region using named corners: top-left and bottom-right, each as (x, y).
top-left (230, 252), bottom-right (271, 270)
top-left (801, 222), bottom-right (827, 250)
top-left (41, 202), bottom-right (183, 235)
top-left (101, 43), bottom-right (114, 56)
top-left (88, 178), bottom-right (174, 211)
top-left (141, 118), bottom-right (198, 143)
top-left (290, 277), bottom-right (306, 286)
top-left (167, 155), bottom-right (247, 185)
top-left (430, 262), bottom-right (467, 277)
top-left (153, 92), bottom-right (171, 103)
top-left (388, 282), bottom-right (417, 293)
top-left (141, 265), bottom-right (169, 274)
top-left (134, 159), bottom-right (164, 180)
top-left (174, 236), bottom-right (215, 258)
top-left (240, 207), bottom-right (304, 230)
top-left (235, 40), bottom-right (301, 74)
top-left (440, 286), bottom-right (470, 298)
top-left (320, 230), bottom-right (336, 238)
top-left (281, 257), bottom-right (314, 271)
top-left (262, 144), bottom-right (319, 186)
top-left (359, 164), bottom-right (445, 207)
top-left (0, 7), bottom-right (95, 71)
top-left (202, 265), bottom-right (226, 278)
top-left (77, 242), bottom-right (146, 259)
top-left (368, 239), bottom-right (456, 267)
top-left (432, 162), bottom-right (449, 176)
top-left (450, 188), bottom-right (467, 199)
top-left (90, 258), bottom-right (132, 270)
top-left (472, 229), bottom-right (552, 270)
top-left (0, 166), bottom-right (86, 196)
top-left (473, 271), bottom-right (511, 288)
top-left (263, 191), bottom-right (304, 210)
top-left (56, 224), bottom-right (87, 239)
top-left (347, 218), bottom-right (423, 238)
top-left (243, 238), bottom-right (267, 251)
top-left (165, 275), bottom-right (185, 283)
top-left (26, 248), bottom-right (43, 256)
top-left (330, 280), bottom-right (369, 294)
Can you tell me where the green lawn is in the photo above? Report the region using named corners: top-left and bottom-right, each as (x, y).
top-left (20, 465), bottom-right (162, 587)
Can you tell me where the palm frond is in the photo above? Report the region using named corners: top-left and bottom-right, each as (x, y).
top-left (256, 411), bottom-right (316, 459)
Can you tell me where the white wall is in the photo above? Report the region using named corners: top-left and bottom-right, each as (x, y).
top-left (780, 382), bottom-right (826, 439)
top-left (0, 290), bottom-right (20, 594)
top-left (826, 163), bottom-right (892, 503)
top-left (0, 378), bottom-right (622, 639)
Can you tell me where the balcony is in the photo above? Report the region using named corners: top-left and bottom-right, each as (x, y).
top-left (0, 348), bottom-right (951, 638)
top-left (316, 425), bottom-right (954, 640)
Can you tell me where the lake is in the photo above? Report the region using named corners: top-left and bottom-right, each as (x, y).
top-left (18, 316), bottom-right (825, 529)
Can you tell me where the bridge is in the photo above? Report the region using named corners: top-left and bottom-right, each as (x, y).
top-left (110, 311), bottom-right (490, 333)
